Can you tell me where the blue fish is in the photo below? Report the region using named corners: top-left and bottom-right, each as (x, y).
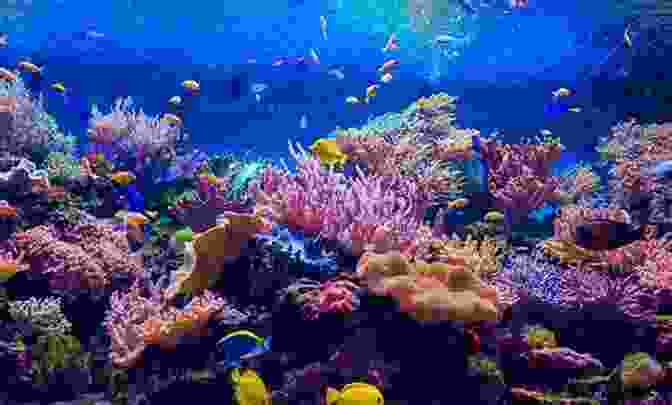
top-left (216, 330), bottom-right (272, 371)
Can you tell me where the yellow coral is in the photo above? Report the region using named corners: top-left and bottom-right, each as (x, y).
top-left (164, 212), bottom-right (267, 301)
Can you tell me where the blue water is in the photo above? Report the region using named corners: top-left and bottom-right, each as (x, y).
top-left (0, 0), bottom-right (665, 163)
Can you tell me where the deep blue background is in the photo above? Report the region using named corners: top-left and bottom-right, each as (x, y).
top-left (0, 0), bottom-right (667, 165)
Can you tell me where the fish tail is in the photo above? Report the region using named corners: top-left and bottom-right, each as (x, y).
top-left (325, 387), bottom-right (340, 405)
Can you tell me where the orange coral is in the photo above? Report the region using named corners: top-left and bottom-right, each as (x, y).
top-left (356, 251), bottom-right (497, 323)
top-left (164, 212), bottom-right (270, 300)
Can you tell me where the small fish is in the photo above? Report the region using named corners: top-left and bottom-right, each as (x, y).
top-left (624, 26), bottom-right (632, 48)
top-left (568, 107), bottom-right (582, 113)
top-left (230, 368), bottom-right (271, 405)
top-left (328, 67), bottom-right (345, 80)
top-left (310, 138), bottom-right (348, 167)
top-left (380, 73), bottom-right (393, 83)
top-left (345, 96), bottom-right (360, 104)
top-left (168, 95), bottom-right (182, 105)
top-left (484, 211), bottom-right (505, 223)
top-left (540, 129), bottom-right (552, 136)
top-left (0, 33), bottom-right (8, 47)
top-left (300, 114), bottom-right (308, 129)
top-left (217, 330), bottom-right (272, 371)
top-left (365, 84), bottom-right (379, 103)
top-left (250, 83), bottom-right (268, 94)
top-left (182, 79), bottom-right (200, 93)
top-left (382, 33), bottom-right (399, 52)
top-left (85, 30), bottom-right (105, 39)
top-left (310, 48), bottom-right (320, 64)
top-left (161, 113), bottom-right (183, 127)
top-left (552, 87), bottom-right (571, 99)
top-left (378, 59), bottom-right (399, 73)
top-left (326, 383), bottom-right (384, 405)
top-left (509, 0), bottom-right (528, 8)
top-left (18, 61), bottom-right (42, 75)
top-left (110, 171), bottom-right (136, 186)
top-left (447, 198), bottom-right (469, 209)
top-left (50, 82), bottom-right (69, 103)
top-left (320, 15), bottom-right (328, 40)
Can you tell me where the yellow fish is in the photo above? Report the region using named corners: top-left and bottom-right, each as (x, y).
top-left (484, 211), bottom-right (505, 223)
top-left (162, 113), bottom-right (183, 127)
top-left (109, 171), bottom-right (136, 186)
top-left (182, 79), bottom-right (200, 93)
top-left (551, 87), bottom-right (571, 99)
top-left (309, 138), bottom-right (348, 167)
top-left (365, 84), bottom-right (379, 104)
top-left (18, 61), bottom-right (42, 74)
top-left (326, 383), bottom-right (384, 405)
top-left (50, 82), bottom-right (66, 93)
top-left (230, 368), bottom-right (271, 405)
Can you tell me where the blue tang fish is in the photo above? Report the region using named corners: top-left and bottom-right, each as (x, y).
top-left (216, 330), bottom-right (272, 371)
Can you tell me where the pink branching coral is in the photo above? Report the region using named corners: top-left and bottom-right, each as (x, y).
top-left (104, 279), bottom-right (226, 367)
top-left (88, 97), bottom-right (181, 170)
top-left (557, 271), bottom-right (657, 321)
top-left (479, 137), bottom-right (564, 217)
top-left (253, 143), bottom-right (431, 256)
top-left (104, 280), bottom-right (164, 368)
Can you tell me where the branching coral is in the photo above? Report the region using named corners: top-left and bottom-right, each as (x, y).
top-left (480, 136), bottom-right (564, 218)
top-left (557, 271), bottom-right (657, 321)
top-left (141, 290), bottom-right (226, 350)
top-left (8, 296), bottom-right (72, 336)
top-left (0, 77), bottom-right (74, 160)
top-left (253, 143), bottom-right (434, 256)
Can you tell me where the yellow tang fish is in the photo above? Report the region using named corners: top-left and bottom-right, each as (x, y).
top-left (230, 368), bottom-right (271, 405)
top-left (309, 138), bottom-right (348, 167)
top-left (326, 383), bottom-right (384, 405)
top-left (484, 211), bottom-right (505, 223)
top-left (109, 171), bottom-right (136, 186)
top-left (182, 79), bottom-right (200, 93)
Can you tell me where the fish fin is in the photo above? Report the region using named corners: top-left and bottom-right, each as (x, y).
top-left (230, 367), bottom-right (241, 384)
top-left (263, 336), bottom-right (272, 351)
top-left (326, 387), bottom-right (340, 405)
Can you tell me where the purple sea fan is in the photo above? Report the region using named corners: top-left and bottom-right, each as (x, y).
top-left (557, 270), bottom-right (656, 322)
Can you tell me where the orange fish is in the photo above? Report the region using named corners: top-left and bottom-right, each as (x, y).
top-left (377, 59), bottom-right (400, 73)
